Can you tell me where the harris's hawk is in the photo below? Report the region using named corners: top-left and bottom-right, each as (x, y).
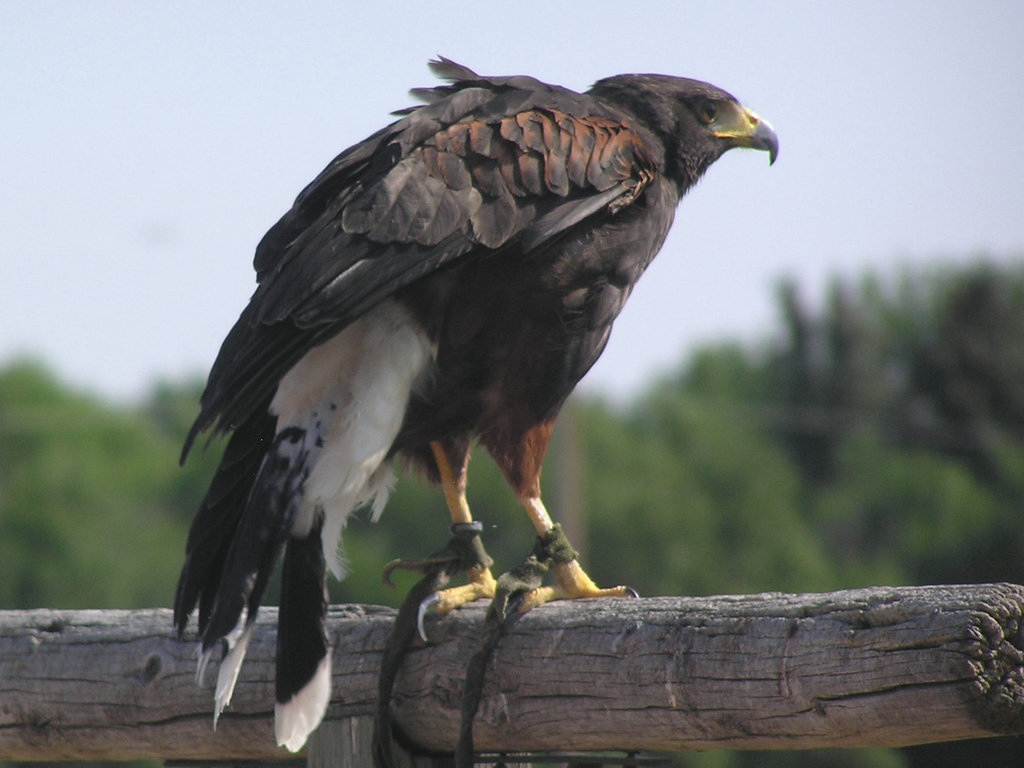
top-left (174, 58), bottom-right (778, 752)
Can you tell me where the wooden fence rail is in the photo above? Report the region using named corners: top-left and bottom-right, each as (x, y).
top-left (2, 583), bottom-right (1024, 762)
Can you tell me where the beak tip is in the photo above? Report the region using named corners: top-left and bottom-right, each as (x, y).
top-left (756, 119), bottom-right (779, 166)
top-left (760, 132), bottom-right (779, 167)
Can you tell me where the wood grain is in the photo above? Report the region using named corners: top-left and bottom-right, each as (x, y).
top-left (2, 584), bottom-right (1023, 761)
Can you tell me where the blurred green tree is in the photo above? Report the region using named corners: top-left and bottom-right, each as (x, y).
top-left (0, 361), bottom-right (205, 609)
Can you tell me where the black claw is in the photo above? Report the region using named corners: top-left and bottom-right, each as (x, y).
top-left (504, 589), bottom-right (528, 616)
top-left (381, 554), bottom-right (455, 587)
top-left (625, 586), bottom-right (640, 599)
top-left (416, 593), bottom-right (440, 643)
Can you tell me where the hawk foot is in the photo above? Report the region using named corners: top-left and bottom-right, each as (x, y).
top-left (381, 521), bottom-right (497, 641)
top-left (490, 524), bottom-right (638, 618)
top-left (516, 558), bottom-right (638, 612)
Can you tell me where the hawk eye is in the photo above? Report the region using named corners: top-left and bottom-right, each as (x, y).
top-left (697, 100), bottom-right (718, 123)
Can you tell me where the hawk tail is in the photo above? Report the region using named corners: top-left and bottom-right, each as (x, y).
top-left (275, 523), bottom-right (332, 751)
top-left (176, 417), bottom-right (322, 733)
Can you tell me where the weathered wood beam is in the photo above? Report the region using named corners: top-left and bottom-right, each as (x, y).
top-left (2, 584), bottom-right (1023, 761)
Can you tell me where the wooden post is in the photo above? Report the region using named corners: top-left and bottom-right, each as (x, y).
top-left (2, 584), bottom-right (1023, 762)
top-left (306, 717), bottom-right (378, 768)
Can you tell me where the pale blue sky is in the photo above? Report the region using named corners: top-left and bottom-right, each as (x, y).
top-left (3, 1), bottom-right (1023, 401)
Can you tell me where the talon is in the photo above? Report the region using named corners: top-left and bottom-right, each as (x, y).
top-left (625, 586), bottom-right (640, 599)
top-left (417, 593), bottom-right (440, 642)
top-left (505, 590), bottom-right (528, 616)
top-left (381, 558), bottom-right (403, 588)
top-left (381, 554), bottom-right (457, 587)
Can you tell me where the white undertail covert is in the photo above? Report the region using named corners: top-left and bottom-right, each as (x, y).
top-left (271, 299), bottom-right (435, 576)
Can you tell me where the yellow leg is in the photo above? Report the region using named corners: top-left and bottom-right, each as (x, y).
top-left (429, 442), bottom-right (497, 613)
top-left (516, 495), bottom-right (633, 612)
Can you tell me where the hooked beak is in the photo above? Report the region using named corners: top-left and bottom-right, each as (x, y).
top-left (715, 106), bottom-right (779, 165)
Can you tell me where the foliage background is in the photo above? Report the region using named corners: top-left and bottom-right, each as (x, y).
top-left (3, 261), bottom-right (1024, 767)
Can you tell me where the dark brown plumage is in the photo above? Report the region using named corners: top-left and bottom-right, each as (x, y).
top-left (174, 58), bottom-right (777, 751)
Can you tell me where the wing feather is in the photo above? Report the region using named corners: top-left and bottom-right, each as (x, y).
top-left (467, 120), bottom-right (494, 156)
top-left (185, 61), bottom-right (661, 452)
